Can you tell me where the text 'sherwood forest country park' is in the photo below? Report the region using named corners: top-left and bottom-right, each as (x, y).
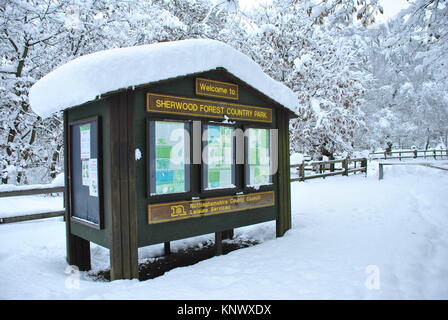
top-left (147, 93), bottom-right (273, 123)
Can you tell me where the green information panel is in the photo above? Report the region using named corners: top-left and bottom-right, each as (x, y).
top-left (247, 128), bottom-right (271, 186)
top-left (149, 121), bottom-right (189, 195)
top-left (204, 125), bottom-right (234, 190)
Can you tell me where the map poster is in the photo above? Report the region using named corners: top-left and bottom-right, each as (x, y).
top-left (88, 158), bottom-right (98, 197)
top-left (79, 124), bottom-right (91, 159)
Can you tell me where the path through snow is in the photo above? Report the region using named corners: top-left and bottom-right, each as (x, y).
top-left (0, 163), bottom-right (447, 299)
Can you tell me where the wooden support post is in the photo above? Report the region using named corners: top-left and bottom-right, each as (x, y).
top-left (164, 242), bottom-right (171, 255)
top-left (399, 152), bottom-right (402, 161)
top-left (414, 150), bottom-right (417, 159)
top-left (215, 232), bottom-right (222, 256)
top-left (275, 110), bottom-right (292, 237)
top-left (109, 93), bottom-right (139, 281)
top-left (222, 229), bottom-right (234, 240)
top-left (67, 234), bottom-right (91, 271)
top-left (378, 163), bottom-right (384, 180)
top-left (361, 158), bottom-right (367, 176)
top-left (342, 159), bottom-right (348, 176)
top-left (299, 162), bottom-right (305, 181)
top-left (64, 110), bottom-right (92, 272)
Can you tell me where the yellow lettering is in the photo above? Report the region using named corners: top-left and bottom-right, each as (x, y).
top-left (254, 111), bottom-right (267, 119)
top-left (226, 107), bottom-right (253, 118)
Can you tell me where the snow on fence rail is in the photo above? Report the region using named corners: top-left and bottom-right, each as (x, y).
top-left (290, 158), bottom-right (367, 182)
top-left (369, 149), bottom-right (448, 161)
top-left (378, 161), bottom-right (448, 180)
top-left (0, 186), bottom-right (65, 224)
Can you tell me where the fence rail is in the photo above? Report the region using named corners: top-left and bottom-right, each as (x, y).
top-left (369, 149), bottom-right (448, 161)
top-left (0, 186), bottom-right (65, 224)
top-left (378, 161), bottom-right (448, 180)
top-left (291, 158), bottom-right (367, 182)
top-left (2, 150), bottom-right (443, 223)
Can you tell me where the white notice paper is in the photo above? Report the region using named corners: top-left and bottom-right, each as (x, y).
top-left (88, 158), bottom-right (98, 197)
top-left (80, 124), bottom-right (91, 159)
top-left (82, 160), bottom-right (90, 186)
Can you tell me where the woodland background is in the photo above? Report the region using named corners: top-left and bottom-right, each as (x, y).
top-left (1, 0), bottom-right (447, 184)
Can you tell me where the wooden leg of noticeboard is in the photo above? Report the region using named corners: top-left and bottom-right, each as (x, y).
top-left (67, 234), bottom-right (91, 271)
top-left (164, 242), bottom-right (171, 255)
top-left (222, 229), bottom-right (234, 240)
top-left (215, 232), bottom-right (222, 256)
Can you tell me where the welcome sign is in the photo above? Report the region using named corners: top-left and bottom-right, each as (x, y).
top-left (195, 78), bottom-right (239, 100)
top-left (147, 93), bottom-right (272, 123)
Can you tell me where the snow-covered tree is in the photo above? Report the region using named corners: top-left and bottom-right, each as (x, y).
top-left (0, 0), bottom-right (69, 183)
top-left (362, 0), bottom-right (448, 150)
top-left (0, 0), bottom-right (196, 184)
top-left (230, 1), bottom-right (372, 159)
top-left (288, 26), bottom-right (369, 159)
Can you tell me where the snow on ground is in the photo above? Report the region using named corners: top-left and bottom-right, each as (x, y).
top-left (1, 162), bottom-right (448, 299)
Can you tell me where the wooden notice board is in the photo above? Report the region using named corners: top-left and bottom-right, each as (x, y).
top-left (69, 117), bottom-right (103, 229)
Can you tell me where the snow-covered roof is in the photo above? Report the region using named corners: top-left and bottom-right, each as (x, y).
top-left (29, 39), bottom-right (298, 118)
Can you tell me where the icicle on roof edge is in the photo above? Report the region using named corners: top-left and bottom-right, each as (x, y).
top-left (29, 39), bottom-right (298, 118)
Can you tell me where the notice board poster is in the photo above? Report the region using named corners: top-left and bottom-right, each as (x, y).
top-left (69, 117), bottom-right (102, 228)
top-left (148, 120), bottom-right (190, 195)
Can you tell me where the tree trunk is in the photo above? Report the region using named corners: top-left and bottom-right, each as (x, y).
top-left (425, 128), bottom-right (431, 150)
top-left (50, 144), bottom-right (63, 179)
top-left (321, 148), bottom-right (334, 172)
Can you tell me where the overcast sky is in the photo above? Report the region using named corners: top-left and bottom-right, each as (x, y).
top-left (376, 0), bottom-right (409, 23)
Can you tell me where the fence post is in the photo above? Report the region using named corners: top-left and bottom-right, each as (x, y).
top-left (342, 159), bottom-right (348, 176)
top-left (362, 158), bottom-right (368, 176)
top-left (414, 150), bottom-right (417, 159)
top-left (299, 161), bottom-right (305, 181)
top-left (378, 163), bottom-right (384, 180)
top-left (399, 152), bottom-right (402, 161)
top-left (384, 151), bottom-right (387, 160)
top-left (433, 150), bottom-right (436, 160)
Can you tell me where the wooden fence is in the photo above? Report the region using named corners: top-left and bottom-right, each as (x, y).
top-left (5, 150), bottom-right (442, 223)
top-left (291, 158), bottom-right (367, 182)
top-left (378, 161), bottom-right (448, 180)
top-left (0, 186), bottom-right (65, 224)
top-left (369, 149), bottom-right (448, 161)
